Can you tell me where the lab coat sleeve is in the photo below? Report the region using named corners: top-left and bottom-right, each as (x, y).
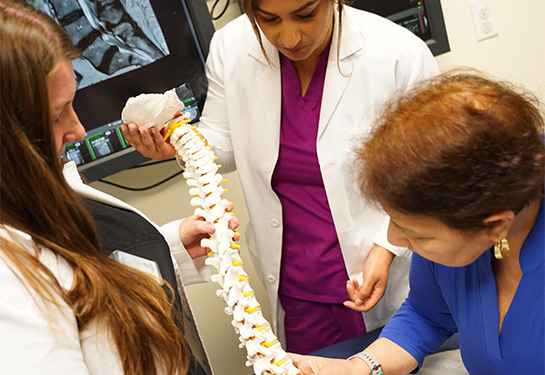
top-left (379, 253), bottom-right (457, 371)
top-left (373, 216), bottom-right (412, 258)
top-left (395, 35), bottom-right (440, 90)
top-left (159, 219), bottom-right (211, 285)
top-left (195, 24), bottom-right (238, 173)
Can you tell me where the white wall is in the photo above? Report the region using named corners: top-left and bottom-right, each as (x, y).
top-left (89, 1), bottom-right (545, 374)
top-left (435, 0), bottom-right (545, 102)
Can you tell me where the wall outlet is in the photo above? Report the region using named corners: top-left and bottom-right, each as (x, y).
top-left (470, 0), bottom-right (499, 41)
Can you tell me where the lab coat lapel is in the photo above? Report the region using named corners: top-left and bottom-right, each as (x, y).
top-left (62, 162), bottom-right (157, 227)
top-left (318, 9), bottom-right (362, 140)
top-left (249, 35), bottom-right (282, 149)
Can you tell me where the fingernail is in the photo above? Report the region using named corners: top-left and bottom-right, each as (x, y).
top-left (150, 127), bottom-right (156, 135)
top-left (356, 298), bottom-right (363, 306)
top-left (129, 125), bottom-right (136, 133)
top-left (139, 127), bottom-right (146, 135)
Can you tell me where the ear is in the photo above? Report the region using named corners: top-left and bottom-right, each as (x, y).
top-left (482, 211), bottom-right (515, 241)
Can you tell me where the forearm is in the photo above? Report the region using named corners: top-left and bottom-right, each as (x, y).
top-left (371, 244), bottom-right (395, 265)
top-left (353, 338), bottom-right (418, 375)
top-left (373, 217), bottom-right (412, 258)
top-left (291, 338), bottom-right (417, 375)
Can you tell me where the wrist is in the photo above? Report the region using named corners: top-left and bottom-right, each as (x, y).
top-left (348, 351), bottom-right (383, 375)
top-left (348, 358), bottom-right (372, 375)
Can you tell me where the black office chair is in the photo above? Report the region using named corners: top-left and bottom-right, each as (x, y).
top-left (83, 198), bottom-right (212, 375)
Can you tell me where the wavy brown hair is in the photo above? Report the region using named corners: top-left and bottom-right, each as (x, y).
top-left (357, 71), bottom-right (545, 232)
top-left (242, 0), bottom-right (344, 68)
top-left (0, 1), bottom-right (187, 374)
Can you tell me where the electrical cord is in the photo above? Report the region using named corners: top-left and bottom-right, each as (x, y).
top-left (211, 0), bottom-right (231, 20)
top-left (97, 158), bottom-right (184, 191)
top-left (129, 158), bottom-right (176, 168)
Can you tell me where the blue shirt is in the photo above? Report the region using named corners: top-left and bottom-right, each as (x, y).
top-left (381, 196), bottom-right (544, 374)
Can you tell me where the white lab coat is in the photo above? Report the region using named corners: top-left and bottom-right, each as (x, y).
top-left (0, 225), bottom-right (124, 375)
top-left (197, 6), bottom-right (439, 343)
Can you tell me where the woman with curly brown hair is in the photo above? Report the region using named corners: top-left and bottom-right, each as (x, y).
top-left (291, 72), bottom-right (545, 374)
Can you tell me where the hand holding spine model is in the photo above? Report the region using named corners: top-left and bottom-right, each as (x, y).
top-left (122, 89), bottom-right (301, 375)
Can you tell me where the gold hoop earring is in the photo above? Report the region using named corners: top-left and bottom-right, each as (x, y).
top-left (494, 238), bottom-right (510, 260)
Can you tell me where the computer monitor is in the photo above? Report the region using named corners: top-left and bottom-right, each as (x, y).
top-left (26, 0), bottom-right (214, 181)
top-left (349, 0), bottom-right (450, 56)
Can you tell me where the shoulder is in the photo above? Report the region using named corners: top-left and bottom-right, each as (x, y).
top-left (344, 6), bottom-right (420, 39)
top-left (207, 14), bottom-right (258, 67)
top-left (0, 226), bottom-right (75, 292)
top-left (343, 6), bottom-right (432, 55)
top-left (340, 6), bottom-right (438, 83)
top-left (207, 15), bottom-right (272, 74)
top-left (409, 253), bottom-right (456, 286)
top-left (211, 14), bottom-right (254, 46)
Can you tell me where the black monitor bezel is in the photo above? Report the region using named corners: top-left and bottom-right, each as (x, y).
top-left (422, 0), bottom-right (450, 56)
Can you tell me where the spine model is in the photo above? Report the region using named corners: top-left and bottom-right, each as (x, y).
top-left (166, 117), bottom-right (301, 375)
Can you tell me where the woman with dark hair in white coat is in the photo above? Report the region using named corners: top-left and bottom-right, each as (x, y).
top-left (122, 0), bottom-right (439, 354)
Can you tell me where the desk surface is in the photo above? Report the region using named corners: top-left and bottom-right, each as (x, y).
top-left (309, 330), bottom-right (465, 375)
top-left (310, 328), bottom-right (459, 360)
top-left (309, 328), bottom-right (383, 359)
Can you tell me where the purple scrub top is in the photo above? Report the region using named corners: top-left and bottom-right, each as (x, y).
top-left (272, 46), bottom-right (350, 303)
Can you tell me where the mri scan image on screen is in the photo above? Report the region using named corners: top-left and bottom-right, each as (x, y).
top-left (24, 0), bottom-right (215, 181)
top-left (26, 0), bottom-right (170, 90)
